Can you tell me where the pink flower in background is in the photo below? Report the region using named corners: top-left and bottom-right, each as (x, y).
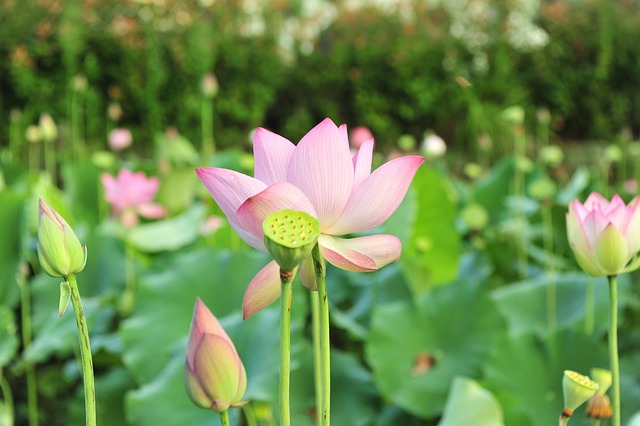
top-left (101, 169), bottom-right (167, 228)
top-left (349, 126), bottom-right (373, 151)
top-left (197, 118), bottom-right (423, 318)
top-left (567, 192), bottom-right (640, 276)
top-left (108, 128), bottom-right (133, 151)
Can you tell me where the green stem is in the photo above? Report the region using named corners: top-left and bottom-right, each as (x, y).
top-left (241, 403), bottom-right (258, 426)
top-left (67, 274), bottom-right (96, 426)
top-left (279, 270), bottom-right (293, 426)
top-left (19, 267), bottom-right (38, 426)
top-left (607, 275), bottom-right (620, 426)
top-left (541, 202), bottom-right (556, 330)
top-left (219, 409), bottom-right (230, 426)
top-left (310, 291), bottom-right (322, 426)
top-left (0, 372), bottom-right (14, 425)
top-left (312, 244), bottom-right (330, 426)
top-left (201, 96), bottom-right (215, 158)
top-left (585, 278), bottom-right (595, 335)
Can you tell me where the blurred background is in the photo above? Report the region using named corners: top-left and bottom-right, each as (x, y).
top-left (1, 1), bottom-right (640, 425)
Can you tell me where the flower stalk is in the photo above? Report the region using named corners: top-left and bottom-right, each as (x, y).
top-left (312, 243), bottom-right (330, 426)
top-left (279, 269), bottom-right (293, 426)
top-left (607, 275), bottom-right (620, 426)
top-left (68, 274), bottom-right (96, 426)
top-left (220, 410), bottom-right (230, 426)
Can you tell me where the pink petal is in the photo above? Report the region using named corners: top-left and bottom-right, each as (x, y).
top-left (319, 234), bottom-right (376, 272)
top-left (352, 139), bottom-right (373, 189)
top-left (286, 118), bottom-right (354, 229)
top-left (583, 192), bottom-right (610, 210)
top-left (186, 298), bottom-right (229, 367)
top-left (324, 156), bottom-right (424, 235)
top-left (136, 203), bottom-right (167, 219)
top-left (242, 260), bottom-right (281, 320)
top-left (236, 182), bottom-right (317, 245)
top-left (196, 168), bottom-right (267, 250)
top-left (299, 255), bottom-right (317, 291)
top-left (253, 128), bottom-right (296, 185)
top-left (583, 209), bottom-right (609, 247)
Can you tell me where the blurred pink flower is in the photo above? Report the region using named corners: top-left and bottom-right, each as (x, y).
top-left (101, 169), bottom-right (167, 228)
top-left (567, 192), bottom-right (640, 276)
top-left (197, 118), bottom-right (423, 318)
top-left (349, 126), bottom-right (373, 151)
top-left (108, 128), bottom-right (132, 151)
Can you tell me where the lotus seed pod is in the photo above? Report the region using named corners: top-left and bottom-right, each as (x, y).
top-left (263, 210), bottom-right (320, 271)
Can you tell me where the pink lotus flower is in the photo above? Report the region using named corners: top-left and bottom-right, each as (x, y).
top-left (197, 118), bottom-right (424, 318)
top-left (101, 169), bottom-right (167, 228)
top-left (567, 192), bottom-right (640, 276)
top-left (108, 128), bottom-right (133, 151)
top-left (184, 298), bottom-right (247, 413)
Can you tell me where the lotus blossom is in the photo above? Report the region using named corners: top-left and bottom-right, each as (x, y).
top-left (101, 169), bottom-right (167, 228)
top-left (197, 118), bottom-right (424, 318)
top-left (566, 192), bottom-right (640, 277)
top-left (184, 298), bottom-right (247, 413)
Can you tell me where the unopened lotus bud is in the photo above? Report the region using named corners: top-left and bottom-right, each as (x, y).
top-left (37, 199), bottom-right (87, 278)
top-left (420, 133), bottom-right (446, 160)
top-left (26, 125), bottom-right (42, 144)
top-left (39, 113), bottom-right (58, 142)
top-left (590, 368), bottom-right (612, 395)
top-left (184, 298), bottom-right (247, 413)
top-left (201, 73), bottom-right (219, 98)
top-left (562, 370), bottom-right (598, 417)
top-left (263, 210), bottom-right (320, 271)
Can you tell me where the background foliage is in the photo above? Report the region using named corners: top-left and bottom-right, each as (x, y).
top-left (1, 0), bottom-right (640, 425)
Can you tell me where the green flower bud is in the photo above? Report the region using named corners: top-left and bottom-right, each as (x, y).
top-left (37, 199), bottom-right (87, 278)
top-left (590, 368), bottom-right (612, 395)
top-left (262, 210), bottom-right (320, 271)
top-left (39, 113), bottom-right (58, 143)
top-left (563, 370), bottom-right (599, 415)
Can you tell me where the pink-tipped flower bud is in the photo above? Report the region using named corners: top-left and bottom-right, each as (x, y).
top-left (566, 193), bottom-right (640, 276)
top-left (184, 298), bottom-right (247, 413)
top-left (201, 73), bottom-right (219, 98)
top-left (39, 113), bottom-right (58, 143)
top-left (108, 128), bottom-right (133, 151)
top-left (37, 199), bottom-right (87, 278)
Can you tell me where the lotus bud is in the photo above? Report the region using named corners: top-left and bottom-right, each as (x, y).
top-left (37, 199), bottom-right (87, 278)
top-left (566, 193), bottom-right (640, 277)
top-left (420, 132), bottom-right (446, 160)
top-left (108, 128), bottom-right (133, 151)
top-left (184, 298), bottom-right (247, 413)
top-left (562, 370), bottom-right (598, 417)
top-left (39, 113), bottom-right (58, 143)
top-left (201, 73), bottom-right (219, 98)
top-left (262, 210), bottom-right (320, 272)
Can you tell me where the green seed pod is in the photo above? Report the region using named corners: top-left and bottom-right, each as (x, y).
top-left (262, 210), bottom-right (320, 271)
top-left (563, 370), bottom-right (599, 415)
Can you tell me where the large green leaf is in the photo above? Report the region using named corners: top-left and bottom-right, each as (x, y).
top-left (438, 377), bottom-right (504, 426)
top-left (482, 329), bottom-right (608, 426)
top-left (62, 161), bottom-right (102, 228)
top-left (0, 189), bottom-right (25, 306)
top-left (126, 309), bottom-right (286, 426)
top-left (119, 248), bottom-right (271, 384)
top-left (492, 273), bottom-right (616, 337)
top-left (392, 167), bottom-right (460, 293)
top-left (126, 204), bottom-right (206, 253)
top-left (365, 279), bottom-right (506, 419)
